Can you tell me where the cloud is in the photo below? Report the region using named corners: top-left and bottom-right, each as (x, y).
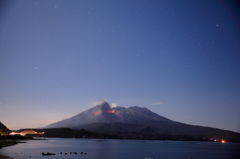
top-left (92, 99), bottom-right (118, 108)
top-left (94, 99), bottom-right (107, 105)
top-left (110, 103), bottom-right (118, 108)
top-left (149, 101), bottom-right (167, 106)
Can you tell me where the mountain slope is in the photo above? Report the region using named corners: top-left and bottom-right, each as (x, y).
top-left (0, 122), bottom-right (10, 135)
top-left (46, 101), bottom-right (240, 141)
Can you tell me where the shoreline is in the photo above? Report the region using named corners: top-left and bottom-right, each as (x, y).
top-left (0, 140), bottom-right (23, 159)
top-left (0, 136), bottom-right (33, 159)
top-left (0, 136), bottom-right (33, 149)
top-left (0, 155), bottom-right (14, 159)
top-left (0, 140), bottom-right (22, 149)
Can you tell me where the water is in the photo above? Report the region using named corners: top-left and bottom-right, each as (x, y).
top-left (0, 138), bottom-right (239, 159)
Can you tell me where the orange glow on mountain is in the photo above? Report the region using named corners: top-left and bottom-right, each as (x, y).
top-left (106, 109), bottom-right (116, 114)
top-left (94, 111), bottom-right (101, 115)
top-left (94, 109), bottom-right (116, 115)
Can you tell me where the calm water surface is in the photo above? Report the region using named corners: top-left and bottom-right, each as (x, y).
top-left (0, 138), bottom-right (239, 159)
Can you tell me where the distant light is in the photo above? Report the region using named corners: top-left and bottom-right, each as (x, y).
top-left (221, 139), bottom-right (226, 144)
top-left (10, 132), bottom-right (16, 135)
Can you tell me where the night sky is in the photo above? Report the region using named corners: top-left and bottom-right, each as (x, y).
top-left (0, 0), bottom-right (240, 132)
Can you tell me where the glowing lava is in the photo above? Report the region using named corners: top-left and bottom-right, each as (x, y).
top-left (94, 109), bottom-right (116, 115)
top-left (94, 111), bottom-right (101, 115)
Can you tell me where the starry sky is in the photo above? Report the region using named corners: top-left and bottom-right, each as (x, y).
top-left (0, 0), bottom-right (240, 132)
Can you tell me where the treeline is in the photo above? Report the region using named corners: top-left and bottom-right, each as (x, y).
top-left (31, 128), bottom-right (239, 142)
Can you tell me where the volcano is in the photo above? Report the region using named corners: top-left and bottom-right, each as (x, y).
top-left (46, 101), bottom-right (240, 141)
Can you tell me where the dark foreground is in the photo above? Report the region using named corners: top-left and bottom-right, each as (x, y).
top-left (0, 140), bottom-right (18, 149)
top-left (0, 136), bottom-right (33, 149)
top-left (0, 155), bottom-right (13, 159)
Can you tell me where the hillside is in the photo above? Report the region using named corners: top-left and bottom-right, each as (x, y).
top-left (0, 122), bottom-right (10, 136)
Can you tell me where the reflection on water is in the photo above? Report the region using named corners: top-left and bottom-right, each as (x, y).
top-left (0, 138), bottom-right (239, 159)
